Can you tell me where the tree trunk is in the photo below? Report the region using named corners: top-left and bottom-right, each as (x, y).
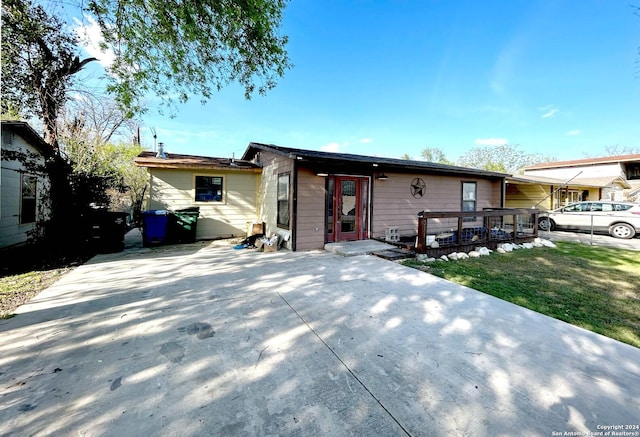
top-left (37, 52), bottom-right (97, 153)
top-left (41, 98), bottom-right (60, 153)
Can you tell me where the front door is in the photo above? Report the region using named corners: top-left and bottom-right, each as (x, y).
top-left (333, 176), bottom-right (369, 242)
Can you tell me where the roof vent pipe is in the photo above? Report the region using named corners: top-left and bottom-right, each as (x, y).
top-left (156, 142), bottom-right (167, 158)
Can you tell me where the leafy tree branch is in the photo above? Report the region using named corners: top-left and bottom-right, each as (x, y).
top-left (1, 0), bottom-right (97, 151)
top-left (85, 0), bottom-right (292, 114)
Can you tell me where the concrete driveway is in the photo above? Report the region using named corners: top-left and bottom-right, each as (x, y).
top-left (541, 229), bottom-right (640, 251)
top-left (1, 240), bottom-right (639, 436)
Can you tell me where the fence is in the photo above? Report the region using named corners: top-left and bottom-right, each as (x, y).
top-left (416, 208), bottom-right (540, 255)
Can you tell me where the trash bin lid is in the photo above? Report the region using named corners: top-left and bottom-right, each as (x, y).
top-left (175, 207), bottom-right (200, 213)
top-left (143, 210), bottom-right (170, 215)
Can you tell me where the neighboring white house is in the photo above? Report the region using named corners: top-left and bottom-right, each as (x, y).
top-left (522, 154), bottom-right (640, 203)
top-left (0, 121), bottom-right (53, 248)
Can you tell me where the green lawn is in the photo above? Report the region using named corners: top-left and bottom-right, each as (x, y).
top-left (0, 268), bottom-right (72, 318)
top-left (402, 241), bottom-right (640, 348)
top-left (1, 242), bottom-right (93, 318)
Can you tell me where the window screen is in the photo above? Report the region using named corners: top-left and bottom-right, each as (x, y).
top-left (277, 173), bottom-right (290, 229)
top-left (21, 175), bottom-right (37, 224)
top-left (462, 182), bottom-right (477, 222)
top-left (195, 176), bottom-right (223, 202)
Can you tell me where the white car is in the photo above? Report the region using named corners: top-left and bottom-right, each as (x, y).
top-left (538, 201), bottom-right (640, 239)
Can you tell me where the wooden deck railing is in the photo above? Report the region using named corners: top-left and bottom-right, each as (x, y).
top-left (416, 208), bottom-right (540, 254)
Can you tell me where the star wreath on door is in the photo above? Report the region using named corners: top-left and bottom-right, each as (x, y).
top-left (410, 178), bottom-right (426, 198)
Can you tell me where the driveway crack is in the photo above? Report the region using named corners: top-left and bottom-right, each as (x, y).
top-left (277, 292), bottom-right (412, 437)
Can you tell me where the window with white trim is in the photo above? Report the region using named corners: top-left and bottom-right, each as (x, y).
top-left (21, 175), bottom-right (37, 224)
top-left (462, 181), bottom-right (476, 221)
top-left (277, 172), bottom-right (290, 229)
top-left (195, 176), bottom-right (223, 202)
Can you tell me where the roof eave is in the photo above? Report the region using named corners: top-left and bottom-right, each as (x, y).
top-left (134, 159), bottom-right (261, 172)
top-left (1, 120), bottom-right (53, 157)
top-left (524, 154), bottom-right (640, 170)
top-left (244, 142), bottom-right (507, 179)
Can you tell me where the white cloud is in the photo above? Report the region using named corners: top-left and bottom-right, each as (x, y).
top-left (474, 138), bottom-right (508, 146)
top-left (489, 35), bottom-right (525, 97)
top-left (539, 105), bottom-right (559, 119)
top-left (74, 16), bottom-right (116, 68)
top-left (320, 142), bottom-right (341, 153)
top-left (320, 141), bottom-right (351, 153)
top-left (565, 129), bottom-right (581, 136)
top-left (359, 138), bottom-right (373, 144)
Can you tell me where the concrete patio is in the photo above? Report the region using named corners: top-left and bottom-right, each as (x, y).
top-left (1, 237), bottom-right (638, 436)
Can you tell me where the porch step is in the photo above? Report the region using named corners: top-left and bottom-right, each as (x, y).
top-left (371, 248), bottom-right (415, 261)
top-left (324, 240), bottom-right (397, 257)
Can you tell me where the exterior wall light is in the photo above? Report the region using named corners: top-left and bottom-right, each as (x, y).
top-left (377, 173), bottom-right (389, 180)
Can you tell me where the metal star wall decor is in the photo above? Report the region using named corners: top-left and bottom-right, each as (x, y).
top-left (410, 178), bottom-right (426, 198)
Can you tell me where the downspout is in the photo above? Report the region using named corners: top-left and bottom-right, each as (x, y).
top-left (369, 173), bottom-right (374, 239)
top-left (147, 170), bottom-right (154, 210)
top-left (291, 158), bottom-right (298, 251)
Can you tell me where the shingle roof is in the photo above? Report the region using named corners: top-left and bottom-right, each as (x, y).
top-left (507, 174), bottom-right (569, 185)
top-left (134, 151), bottom-right (261, 171)
top-left (243, 142), bottom-right (508, 178)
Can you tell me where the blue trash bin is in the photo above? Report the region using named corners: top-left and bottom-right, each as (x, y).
top-left (142, 210), bottom-right (170, 246)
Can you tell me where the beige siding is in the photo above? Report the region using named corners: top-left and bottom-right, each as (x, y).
top-left (505, 183), bottom-right (551, 210)
top-left (506, 183), bottom-right (601, 211)
top-left (256, 152), bottom-right (294, 249)
top-left (147, 168), bottom-right (259, 240)
top-left (295, 168), bottom-right (327, 251)
top-left (1, 136), bottom-right (49, 248)
top-left (371, 173), bottom-right (502, 239)
top-left (580, 188), bottom-right (600, 203)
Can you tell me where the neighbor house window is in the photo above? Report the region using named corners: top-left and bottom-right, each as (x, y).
top-left (21, 175), bottom-right (37, 224)
top-left (277, 172), bottom-right (290, 229)
top-left (195, 176), bottom-right (224, 202)
top-left (462, 181), bottom-right (476, 221)
top-left (2, 130), bottom-right (13, 146)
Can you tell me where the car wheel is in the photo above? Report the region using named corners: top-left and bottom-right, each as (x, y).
top-left (538, 217), bottom-right (554, 231)
top-left (609, 223), bottom-right (635, 239)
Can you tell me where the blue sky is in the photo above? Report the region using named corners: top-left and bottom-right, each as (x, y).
top-left (90, 0), bottom-right (640, 162)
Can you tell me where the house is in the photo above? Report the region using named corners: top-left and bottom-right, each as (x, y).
top-left (514, 154), bottom-right (640, 208)
top-left (0, 121), bottom-right (54, 248)
top-left (242, 143), bottom-right (507, 251)
top-left (134, 148), bottom-right (262, 240)
top-left (136, 143), bottom-right (509, 251)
